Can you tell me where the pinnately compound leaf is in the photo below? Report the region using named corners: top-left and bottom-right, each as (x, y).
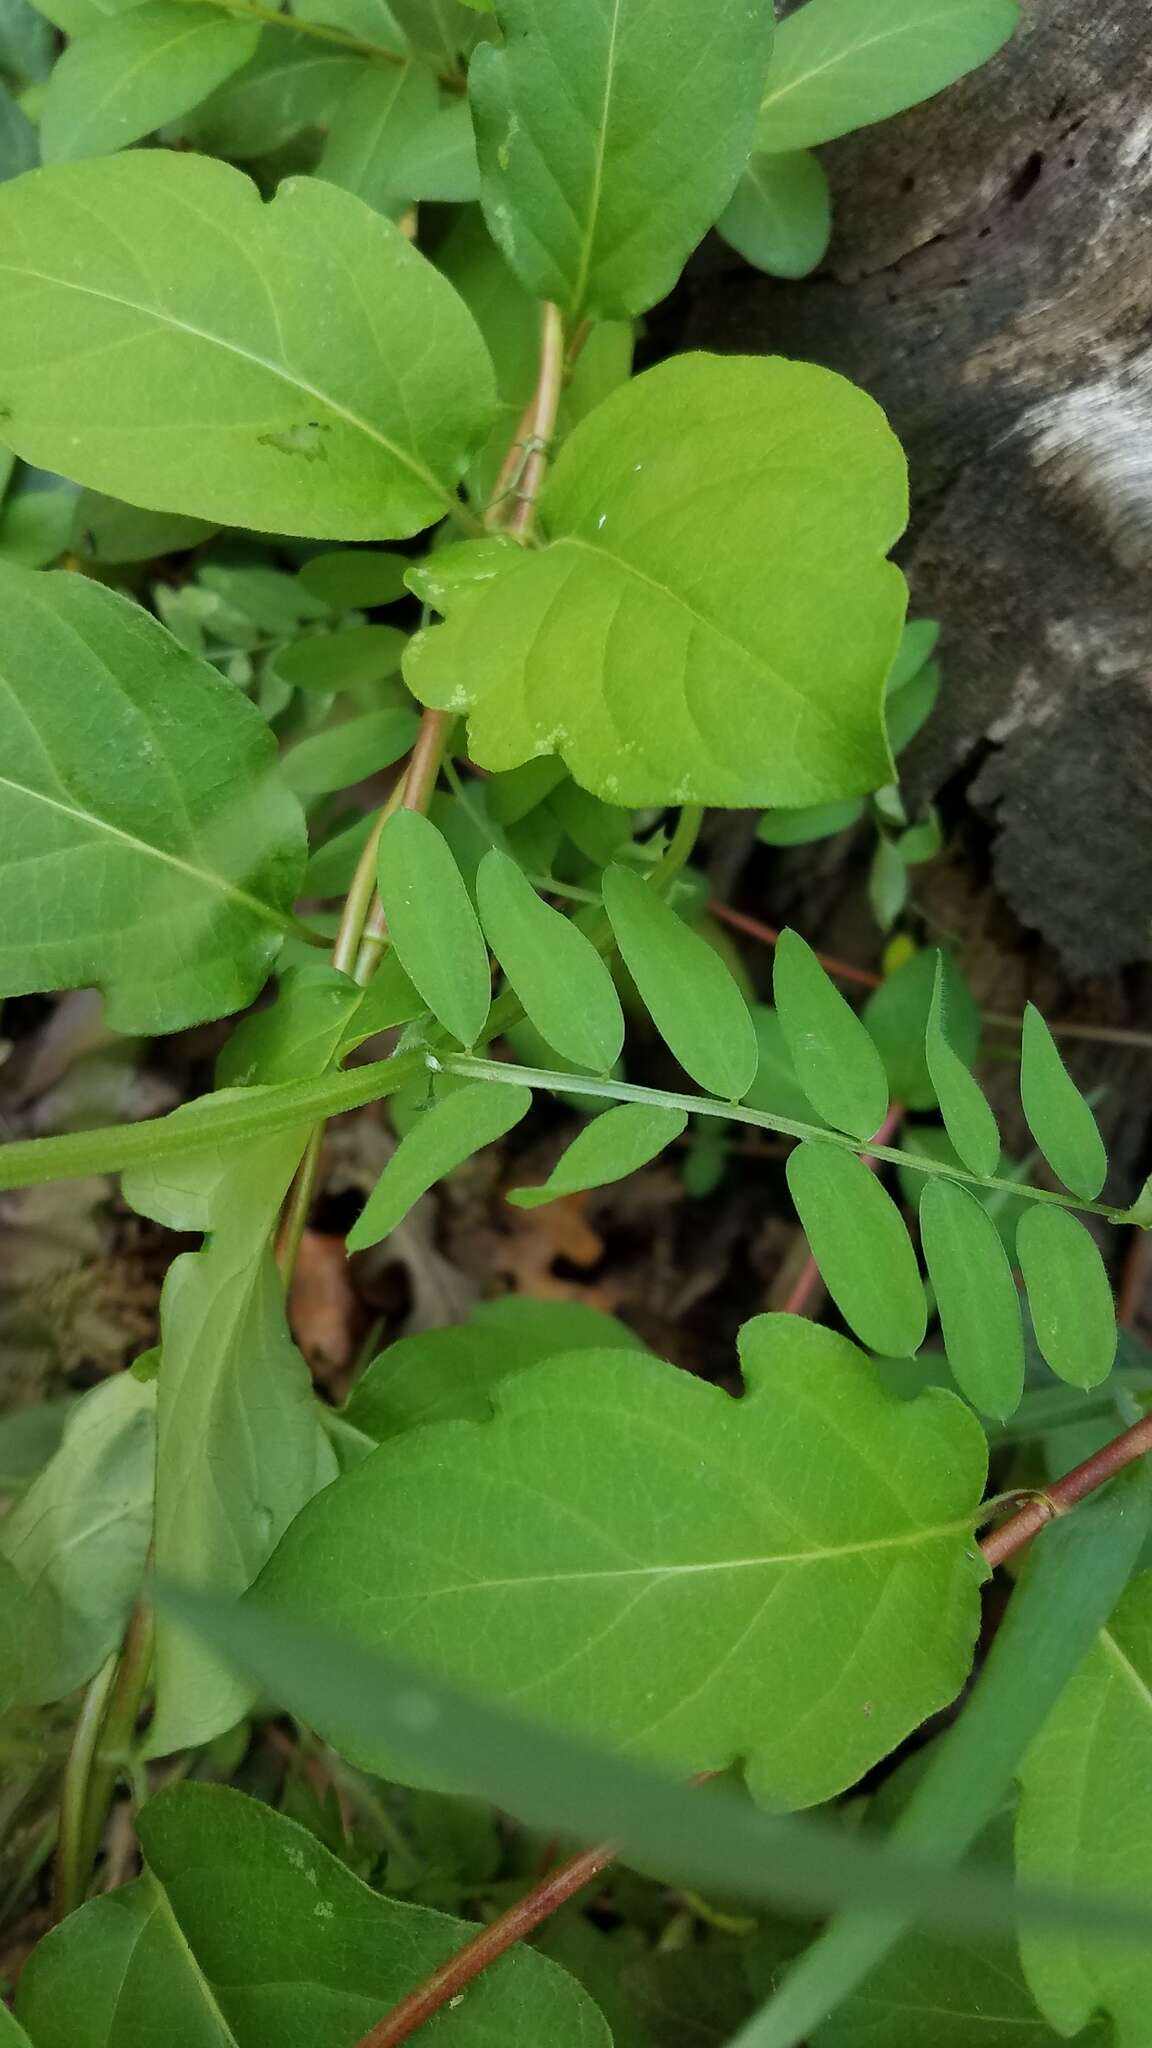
top-left (509, 1102), bottom-right (687, 1209)
top-left (757, 0), bottom-right (1019, 153)
top-left (347, 1080), bottom-right (532, 1251)
top-left (251, 1315), bottom-right (986, 1808)
top-left (0, 561), bottom-right (306, 1035)
top-left (919, 1177), bottom-right (1024, 1420)
top-left (1019, 1005), bottom-right (1107, 1200)
top-left (786, 1142), bottom-right (926, 1357)
top-left (470, 0), bottom-right (774, 322)
top-left (477, 847), bottom-right (624, 1071)
top-left (376, 810), bottom-right (492, 1047)
top-left (603, 864), bottom-right (758, 1098)
top-left (774, 929), bottom-right (889, 1139)
top-left (1016, 1206), bottom-right (1117, 1390)
top-left (925, 955), bottom-right (1000, 1176)
top-left (405, 353), bottom-right (908, 809)
top-left (0, 151), bottom-right (496, 539)
top-left (39, 2), bottom-right (260, 164)
top-left (17, 1785), bottom-right (607, 2048)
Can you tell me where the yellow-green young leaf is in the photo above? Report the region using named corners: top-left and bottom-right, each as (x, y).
top-left (786, 1142), bottom-right (926, 1357)
top-left (298, 547), bottom-right (409, 610)
top-left (716, 149), bottom-right (831, 279)
top-left (376, 811), bottom-right (492, 1046)
top-left (477, 848), bottom-right (624, 1072)
top-left (281, 706), bottom-right (418, 799)
top-left (775, 929), bottom-right (889, 1139)
top-left (603, 864), bottom-right (758, 1099)
top-left (1019, 1004), bottom-right (1107, 1200)
top-left (926, 954), bottom-right (1000, 1176)
top-left (405, 353), bottom-right (908, 809)
top-left (0, 561), bottom-right (306, 1035)
top-left (345, 1296), bottom-right (646, 1443)
top-left (16, 1785), bottom-right (607, 2048)
top-left (1016, 1206), bottom-right (1117, 1390)
top-left (509, 1103), bottom-right (686, 1209)
top-left (251, 1314), bottom-right (986, 1807)
top-left (1016, 1571), bottom-right (1152, 2048)
top-left (0, 153), bottom-right (496, 539)
top-left (347, 1080), bottom-right (532, 1250)
top-left (758, 0), bottom-right (1019, 153)
top-left (39, 2), bottom-right (259, 164)
top-left (470, 0), bottom-right (774, 323)
top-left (919, 1178), bottom-right (1024, 1420)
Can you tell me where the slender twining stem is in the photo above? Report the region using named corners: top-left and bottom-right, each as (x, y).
top-left (653, 804), bottom-right (705, 892)
top-left (353, 1843), bottom-right (617, 2048)
top-left (352, 1410), bottom-right (1152, 2047)
top-left (439, 1055), bottom-right (1133, 1225)
top-left (486, 303), bottom-right (566, 537)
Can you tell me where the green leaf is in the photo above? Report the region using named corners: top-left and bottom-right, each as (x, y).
top-left (757, 796), bottom-right (865, 846)
top-left (1016, 1206), bottom-right (1117, 1390)
top-left (188, 31), bottom-right (366, 156)
top-left (282, 705), bottom-right (419, 798)
top-left (320, 57), bottom-right (477, 214)
top-left (387, 0), bottom-right (484, 61)
top-left (1019, 1005), bottom-right (1107, 1200)
top-left (71, 488), bottom-right (216, 564)
top-left (377, 810), bottom-right (492, 1045)
top-left (200, 562), bottom-right (332, 635)
top-left (0, 476), bottom-right (75, 565)
top-left (477, 847), bottom-right (623, 1071)
top-left (0, 1374), bottom-right (154, 1705)
top-left (786, 1142), bottom-right (926, 1356)
top-left (864, 947), bottom-right (980, 1115)
top-left (0, 1395), bottom-right (74, 1492)
top-left (252, 1313), bottom-right (983, 1805)
top-left (509, 1102), bottom-right (686, 1208)
top-left (344, 1295), bottom-right (646, 1441)
top-left (0, 152), bottom-right (496, 539)
top-left (0, 80), bottom-right (36, 181)
top-left (298, 546), bottom-right (409, 609)
top-left (758, 0), bottom-right (1020, 152)
top-left (747, 1477), bottom-right (1150, 2048)
top-left (743, 1005), bottom-right (827, 1127)
top-left (406, 353), bottom-right (908, 808)
top-left (143, 1128), bottom-right (338, 1756)
top-left (17, 1784), bottom-right (608, 2048)
top-left (886, 617), bottom-right (939, 695)
top-left (603, 864), bottom-right (758, 1098)
top-left (39, 2), bottom-right (259, 163)
top-left (717, 149), bottom-right (832, 278)
top-left (919, 1178), bottom-right (1024, 1419)
top-left (0, 0), bottom-right (55, 91)
top-left (216, 964), bottom-right (366, 1088)
top-left (272, 622), bottom-right (408, 695)
top-left (868, 835), bottom-right (908, 930)
top-left (775, 929), bottom-right (889, 1139)
top-left (885, 658), bottom-right (941, 753)
top-left (346, 1078), bottom-right (532, 1251)
top-left (1017, 1569), bottom-right (1152, 2048)
top-left (0, 562), bottom-right (306, 1034)
top-left (470, 0), bottom-right (774, 322)
top-left (926, 955), bottom-right (999, 1174)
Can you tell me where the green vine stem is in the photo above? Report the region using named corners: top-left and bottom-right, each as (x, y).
top-left (350, 1408), bottom-right (1152, 2048)
top-left (54, 1651), bottom-right (118, 1923)
top-left (55, 1584), bottom-right (155, 1922)
top-left (439, 1054), bottom-right (1134, 1226)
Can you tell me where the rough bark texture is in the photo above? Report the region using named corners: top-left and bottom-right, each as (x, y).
top-left (686, 0), bottom-right (1152, 972)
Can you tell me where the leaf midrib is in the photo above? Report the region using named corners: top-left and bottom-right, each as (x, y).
top-left (0, 259), bottom-right (452, 513)
top-left (150, 1877), bottom-right (240, 2045)
top-left (567, 0), bottom-right (623, 317)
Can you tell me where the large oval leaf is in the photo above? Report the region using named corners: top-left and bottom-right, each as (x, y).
top-left (252, 1315), bottom-right (986, 1809)
top-left (776, 929), bottom-right (889, 1139)
top-left (603, 863), bottom-right (758, 1098)
top-left (17, 1785), bottom-right (607, 2048)
top-left (471, 0), bottom-right (774, 322)
top-left (0, 562), bottom-right (306, 1034)
top-left (405, 353), bottom-right (908, 808)
top-left (786, 1141), bottom-right (925, 1356)
top-left (477, 847), bottom-right (624, 1071)
top-left (919, 1177), bottom-right (1024, 1420)
top-left (0, 152), bottom-right (496, 538)
top-left (40, 2), bottom-right (259, 164)
top-left (1016, 1206), bottom-right (1117, 1391)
